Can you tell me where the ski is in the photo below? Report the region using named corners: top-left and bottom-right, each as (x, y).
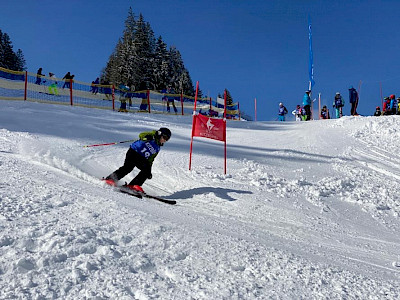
top-left (102, 179), bottom-right (176, 205)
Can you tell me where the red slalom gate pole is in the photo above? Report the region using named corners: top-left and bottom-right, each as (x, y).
top-left (189, 81), bottom-right (199, 171)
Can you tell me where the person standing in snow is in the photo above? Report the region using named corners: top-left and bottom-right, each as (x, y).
top-left (91, 77), bottom-right (100, 94)
top-left (35, 67), bottom-right (45, 85)
top-left (104, 128), bottom-right (171, 192)
top-left (320, 105), bottom-right (330, 119)
top-left (349, 86), bottom-right (359, 116)
top-left (48, 72), bottom-right (58, 95)
top-left (389, 94), bottom-right (397, 115)
top-left (373, 106), bottom-right (381, 116)
top-left (292, 104), bottom-right (303, 121)
top-left (302, 90), bottom-right (312, 121)
top-left (278, 102), bottom-right (288, 121)
top-left (62, 72), bottom-right (74, 89)
top-left (397, 97), bottom-right (400, 115)
top-left (383, 97), bottom-right (391, 115)
top-left (333, 92), bottom-right (344, 118)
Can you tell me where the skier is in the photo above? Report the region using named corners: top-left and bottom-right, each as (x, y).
top-left (292, 104), bottom-right (303, 121)
top-left (278, 102), bottom-right (288, 121)
top-left (104, 127), bottom-right (172, 192)
top-left (48, 72), bottom-right (58, 95)
top-left (333, 92), bottom-right (344, 118)
top-left (349, 86), bottom-right (359, 116)
top-left (62, 72), bottom-right (74, 89)
top-left (373, 106), bottom-right (381, 116)
top-left (397, 97), bottom-right (400, 115)
top-left (302, 90), bottom-right (312, 121)
top-left (35, 67), bottom-right (45, 85)
top-left (383, 97), bottom-right (391, 115)
top-left (389, 94), bottom-right (397, 115)
top-left (320, 105), bottom-right (330, 119)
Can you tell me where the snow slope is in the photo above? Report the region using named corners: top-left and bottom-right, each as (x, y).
top-left (0, 100), bottom-right (399, 299)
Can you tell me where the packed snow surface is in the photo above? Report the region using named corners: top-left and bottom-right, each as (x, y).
top-left (0, 100), bottom-right (400, 299)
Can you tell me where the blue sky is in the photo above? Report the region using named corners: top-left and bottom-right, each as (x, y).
top-left (1, 0), bottom-right (400, 120)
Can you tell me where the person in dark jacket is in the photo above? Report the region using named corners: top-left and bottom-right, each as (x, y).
top-left (373, 106), bottom-right (381, 116)
top-left (62, 72), bottom-right (74, 89)
top-left (278, 102), bottom-right (288, 121)
top-left (349, 86), bottom-right (359, 116)
top-left (35, 67), bottom-right (45, 85)
top-left (320, 105), bottom-right (330, 119)
top-left (333, 92), bottom-right (344, 118)
top-left (104, 128), bottom-right (171, 192)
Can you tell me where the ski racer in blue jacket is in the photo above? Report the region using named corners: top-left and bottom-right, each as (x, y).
top-left (278, 102), bottom-right (288, 121)
top-left (389, 94), bottom-right (397, 115)
top-left (302, 90), bottom-right (312, 121)
top-left (105, 128), bottom-right (171, 191)
top-left (333, 92), bottom-right (344, 118)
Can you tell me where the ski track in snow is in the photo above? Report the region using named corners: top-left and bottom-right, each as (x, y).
top-left (0, 102), bottom-right (400, 299)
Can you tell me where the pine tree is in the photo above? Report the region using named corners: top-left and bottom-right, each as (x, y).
top-left (15, 49), bottom-right (26, 71)
top-left (101, 8), bottom-right (195, 95)
top-left (168, 46), bottom-right (195, 95)
top-left (134, 14), bottom-right (155, 89)
top-left (217, 89), bottom-right (234, 105)
top-left (0, 30), bottom-right (25, 71)
top-left (153, 36), bottom-right (170, 90)
top-left (225, 89), bottom-right (233, 106)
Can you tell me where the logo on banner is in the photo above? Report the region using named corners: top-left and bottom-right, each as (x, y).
top-left (193, 114), bottom-right (225, 141)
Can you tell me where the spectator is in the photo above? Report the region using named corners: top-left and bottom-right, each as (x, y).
top-left (278, 102), bottom-right (288, 121)
top-left (35, 67), bottom-right (45, 85)
top-left (101, 79), bottom-right (112, 100)
top-left (320, 105), bottom-right (330, 119)
top-left (383, 97), bottom-right (391, 115)
top-left (91, 77), bottom-right (100, 94)
top-left (292, 104), bottom-right (303, 121)
top-left (48, 72), bottom-right (58, 95)
top-left (62, 72), bottom-right (74, 89)
top-left (164, 95), bottom-right (178, 114)
top-left (397, 97), bottom-right (400, 115)
top-left (389, 94), bottom-right (397, 115)
top-left (349, 86), bottom-right (359, 116)
top-left (118, 99), bottom-right (128, 112)
top-left (333, 92), bottom-right (344, 118)
top-left (302, 90), bottom-right (312, 121)
top-left (373, 106), bottom-right (381, 116)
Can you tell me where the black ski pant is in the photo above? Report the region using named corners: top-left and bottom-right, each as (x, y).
top-left (108, 147), bottom-right (151, 186)
top-left (304, 105), bottom-right (311, 121)
top-left (351, 102), bottom-right (358, 115)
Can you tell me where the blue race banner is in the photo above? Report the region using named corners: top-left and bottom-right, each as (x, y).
top-left (308, 16), bottom-right (315, 89)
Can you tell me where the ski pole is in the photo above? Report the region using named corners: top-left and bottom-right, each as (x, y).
top-left (83, 139), bottom-right (135, 148)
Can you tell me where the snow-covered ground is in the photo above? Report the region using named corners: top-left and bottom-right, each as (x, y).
top-left (0, 100), bottom-right (399, 299)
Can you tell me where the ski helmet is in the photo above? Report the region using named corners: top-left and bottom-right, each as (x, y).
top-left (279, 102), bottom-right (283, 106)
top-left (157, 127), bottom-right (171, 141)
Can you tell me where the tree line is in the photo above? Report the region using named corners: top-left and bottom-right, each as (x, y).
top-left (101, 7), bottom-right (197, 96)
top-left (0, 29), bottom-right (26, 71)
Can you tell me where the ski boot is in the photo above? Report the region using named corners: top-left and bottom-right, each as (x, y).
top-left (126, 185), bottom-right (144, 193)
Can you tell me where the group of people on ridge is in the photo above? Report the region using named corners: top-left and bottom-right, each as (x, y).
top-left (374, 94), bottom-right (400, 116)
top-left (280, 86), bottom-right (359, 121)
